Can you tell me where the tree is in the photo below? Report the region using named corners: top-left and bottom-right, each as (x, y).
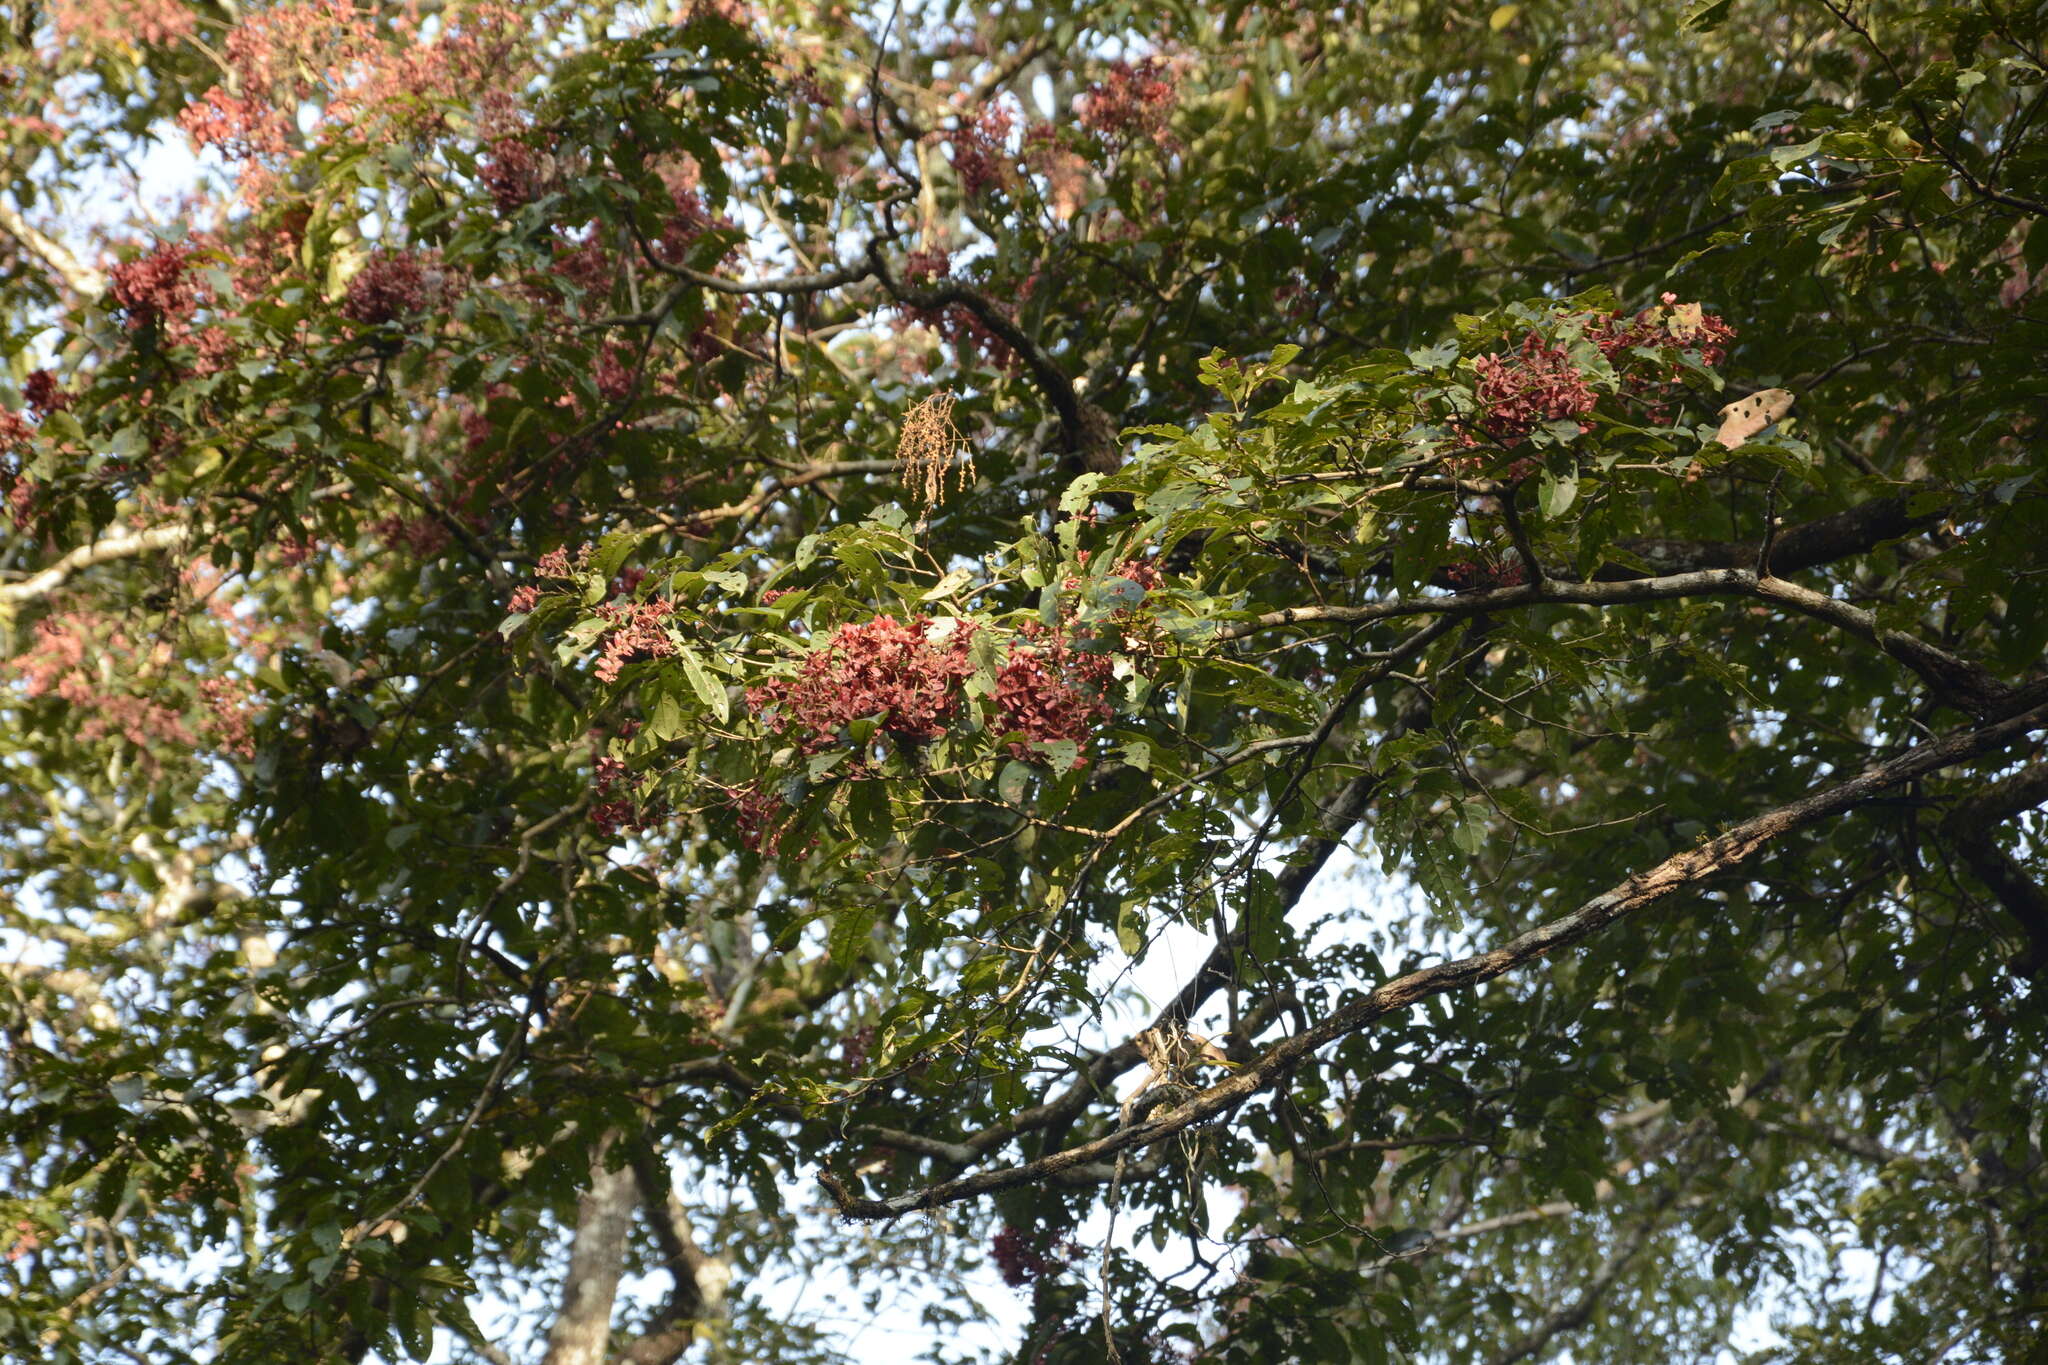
top-left (3, 0), bottom-right (2044, 1360)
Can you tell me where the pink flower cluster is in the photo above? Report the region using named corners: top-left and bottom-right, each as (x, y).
top-left (748, 616), bottom-right (976, 753)
top-left (993, 626), bottom-right (1114, 767)
top-left (947, 103), bottom-right (1014, 198)
top-left (590, 754), bottom-right (659, 838)
top-left (10, 613), bottom-right (199, 754)
top-left (479, 137), bottom-right (547, 213)
top-left (1471, 335), bottom-right (1598, 446)
top-left (733, 782), bottom-right (793, 855)
top-left (51, 0), bottom-right (194, 49)
top-left (342, 249), bottom-right (447, 326)
top-left (1586, 295), bottom-right (1737, 370)
top-left (592, 598), bottom-right (678, 683)
top-left (108, 243), bottom-right (206, 342)
top-left (1077, 58), bottom-right (1178, 148)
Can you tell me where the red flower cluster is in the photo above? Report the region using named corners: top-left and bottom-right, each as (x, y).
top-left (906, 298), bottom-right (1021, 373)
top-left (990, 1225), bottom-right (1075, 1288)
top-left (840, 1023), bottom-right (877, 1072)
top-left (748, 616), bottom-right (975, 753)
top-left (23, 371), bottom-right (67, 417)
top-left (197, 675), bottom-right (258, 760)
top-left (590, 754), bottom-right (660, 838)
top-left (733, 782), bottom-right (794, 855)
top-left (948, 103), bottom-right (1014, 198)
top-left (903, 248), bottom-right (951, 284)
top-left (342, 249), bottom-right (446, 326)
top-left (479, 136), bottom-right (547, 213)
top-left (592, 598), bottom-right (678, 683)
top-left (108, 243), bottom-right (206, 341)
top-left (993, 627), bottom-right (1114, 767)
top-left (1444, 557), bottom-right (1528, 592)
top-left (1471, 335), bottom-right (1598, 446)
top-left (654, 186), bottom-right (737, 267)
top-left (592, 343), bottom-right (637, 401)
top-left (1588, 296), bottom-right (1737, 370)
top-left (1077, 57), bottom-right (1178, 148)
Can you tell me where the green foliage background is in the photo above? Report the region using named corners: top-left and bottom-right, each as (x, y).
top-left (1, 0), bottom-right (2044, 1361)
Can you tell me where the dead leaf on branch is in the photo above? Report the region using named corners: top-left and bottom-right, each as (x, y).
top-left (1716, 388), bottom-right (1795, 449)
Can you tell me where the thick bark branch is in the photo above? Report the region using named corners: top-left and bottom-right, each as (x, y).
top-left (0, 524), bottom-right (188, 606)
top-left (821, 699), bottom-right (2048, 1220)
top-left (1601, 493), bottom-right (1941, 581)
top-left (638, 255), bottom-right (876, 297)
top-left (1213, 566), bottom-right (2022, 717)
top-left (540, 1143), bottom-right (637, 1365)
top-left (1940, 760), bottom-right (2048, 974)
top-left (619, 1146), bottom-right (729, 1365)
top-left (0, 198), bottom-right (106, 298)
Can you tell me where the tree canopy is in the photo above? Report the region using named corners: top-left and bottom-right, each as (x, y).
top-left (3, 0), bottom-right (2046, 1361)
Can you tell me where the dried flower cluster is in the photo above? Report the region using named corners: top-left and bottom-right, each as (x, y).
top-left (897, 391), bottom-right (974, 510)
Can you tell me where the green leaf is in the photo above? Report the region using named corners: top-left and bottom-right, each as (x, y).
top-left (828, 904), bottom-right (878, 969)
top-left (1684, 0), bottom-right (1733, 31)
top-left (997, 760), bottom-right (1033, 805)
top-left (678, 648), bottom-right (728, 722)
top-left (648, 683), bottom-right (686, 742)
top-left (1539, 468), bottom-right (1578, 519)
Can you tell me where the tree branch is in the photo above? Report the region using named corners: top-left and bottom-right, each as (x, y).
top-left (1213, 566), bottom-right (2022, 718)
top-left (0, 198), bottom-right (106, 298)
top-left (1940, 760), bottom-right (2048, 974)
top-left (0, 524), bottom-right (189, 607)
top-left (1484, 1184), bottom-right (1675, 1365)
top-left (618, 1146), bottom-right (729, 1365)
top-left (820, 698), bottom-right (2048, 1219)
top-left (540, 1139), bottom-right (638, 1365)
top-left (867, 241), bottom-right (1085, 451)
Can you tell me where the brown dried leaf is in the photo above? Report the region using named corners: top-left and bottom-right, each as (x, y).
top-left (1715, 388), bottom-right (1795, 449)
